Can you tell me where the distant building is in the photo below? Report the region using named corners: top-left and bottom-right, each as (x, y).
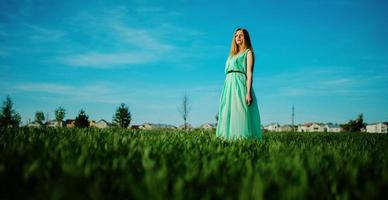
top-left (45, 120), bottom-right (63, 128)
top-left (326, 124), bottom-right (341, 133)
top-left (140, 123), bottom-right (152, 130)
top-left (264, 122), bottom-right (280, 132)
top-left (179, 123), bottom-right (193, 130)
top-left (94, 119), bottom-right (110, 129)
top-left (298, 123), bottom-right (309, 132)
top-left (65, 119), bottom-right (75, 128)
top-left (89, 120), bottom-right (96, 127)
top-left (279, 124), bottom-right (295, 132)
top-left (27, 121), bottom-right (42, 128)
top-left (140, 123), bottom-right (178, 130)
top-left (200, 123), bottom-right (216, 130)
top-left (66, 119), bottom-right (99, 128)
top-left (366, 122), bottom-right (388, 133)
top-left (298, 122), bottom-right (327, 132)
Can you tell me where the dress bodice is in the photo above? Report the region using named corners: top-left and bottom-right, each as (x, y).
top-left (224, 49), bottom-right (249, 74)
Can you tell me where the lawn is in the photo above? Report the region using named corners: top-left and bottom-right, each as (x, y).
top-left (0, 128), bottom-right (387, 199)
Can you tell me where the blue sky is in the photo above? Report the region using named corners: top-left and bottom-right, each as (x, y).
top-left (1, 0), bottom-right (387, 127)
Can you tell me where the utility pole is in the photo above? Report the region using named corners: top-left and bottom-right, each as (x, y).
top-left (292, 105), bottom-right (295, 132)
top-left (46, 112), bottom-right (50, 124)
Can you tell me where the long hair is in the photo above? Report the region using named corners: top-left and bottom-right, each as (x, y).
top-left (229, 28), bottom-right (253, 57)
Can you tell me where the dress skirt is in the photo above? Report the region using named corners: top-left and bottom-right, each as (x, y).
top-left (216, 72), bottom-right (262, 141)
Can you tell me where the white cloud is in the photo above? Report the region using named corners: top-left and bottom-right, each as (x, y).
top-left (2, 4), bottom-right (209, 69)
top-left (62, 51), bottom-right (157, 67)
top-left (51, 4), bottom-right (209, 68)
top-left (320, 78), bottom-right (354, 86)
top-left (24, 23), bottom-right (67, 42)
top-left (279, 88), bottom-right (309, 96)
top-left (12, 80), bottom-right (222, 105)
top-left (134, 6), bottom-right (164, 13)
top-left (13, 82), bottom-right (131, 104)
top-left (48, 5), bottom-right (187, 68)
top-left (112, 24), bottom-right (177, 52)
top-left (15, 83), bottom-right (72, 94)
top-left (9, 80), bottom-right (241, 127)
top-left (255, 66), bottom-right (385, 97)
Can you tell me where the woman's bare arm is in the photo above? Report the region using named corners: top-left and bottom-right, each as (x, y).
top-left (245, 50), bottom-right (254, 105)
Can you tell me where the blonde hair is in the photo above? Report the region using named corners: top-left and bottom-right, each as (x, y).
top-left (229, 28), bottom-right (253, 57)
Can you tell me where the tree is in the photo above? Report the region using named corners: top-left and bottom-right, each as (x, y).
top-left (352, 113), bottom-right (366, 132)
top-left (0, 95), bottom-right (21, 128)
top-left (341, 113), bottom-right (366, 132)
top-left (215, 112), bottom-right (219, 126)
top-left (113, 103), bottom-right (131, 128)
top-left (35, 111), bottom-right (45, 124)
top-left (55, 106), bottom-right (66, 127)
top-left (74, 109), bottom-right (89, 128)
top-left (178, 94), bottom-right (191, 130)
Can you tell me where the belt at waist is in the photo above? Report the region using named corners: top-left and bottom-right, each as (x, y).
top-left (227, 70), bottom-right (246, 75)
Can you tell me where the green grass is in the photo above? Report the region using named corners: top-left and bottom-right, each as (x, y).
top-left (0, 128), bottom-right (387, 200)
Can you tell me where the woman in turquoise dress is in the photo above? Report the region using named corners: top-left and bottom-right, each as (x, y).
top-left (216, 28), bottom-right (262, 141)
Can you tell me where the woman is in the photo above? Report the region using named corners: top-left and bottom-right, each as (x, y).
top-left (216, 28), bottom-right (262, 141)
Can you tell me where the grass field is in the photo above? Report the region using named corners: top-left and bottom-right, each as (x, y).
top-left (0, 128), bottom-right (387, 199)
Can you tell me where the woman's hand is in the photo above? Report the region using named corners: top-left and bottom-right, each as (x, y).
top-left (245, 93), bottom-right (252, 105)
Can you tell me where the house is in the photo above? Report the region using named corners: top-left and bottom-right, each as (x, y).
top-left (27, 121), bottom-right (42, 128)
top-left (140, 123), bottom-right (178, 130)
top-left (326, 124), bottom-right (341, 133)
top-left (200, 123), bottom-right (216, 130)
top-left (310, 123), bottom-right (327, 132)
top-left (298, 122), bottom-right (327, 132)
top-left (65, 119), bottom-right (75, 128)
top-left (140, 123), bottom-right (153, 129)
top-left (298, 123), bottom-right (309, 132)
top-left (94, 119), bottom-right (110, 129)
top-left (366, 122), bottom-right (388, 133)
top-left (279, 124), bottom-right (295, 132)
top-left (89, 120), bottom-right (96, 127)
top-left (264, 122), bottom-right (280, 132)
top-left (179, 123), bottom-right (193, 130)
top-left (45, 120), bottom-right (62, 128)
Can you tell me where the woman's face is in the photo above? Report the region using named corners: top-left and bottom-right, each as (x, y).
top-left (235, 30), bottom-right (244, 46)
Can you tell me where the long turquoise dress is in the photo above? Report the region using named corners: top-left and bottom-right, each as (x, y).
top-left (216, 49), bottom-right (262, 141)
